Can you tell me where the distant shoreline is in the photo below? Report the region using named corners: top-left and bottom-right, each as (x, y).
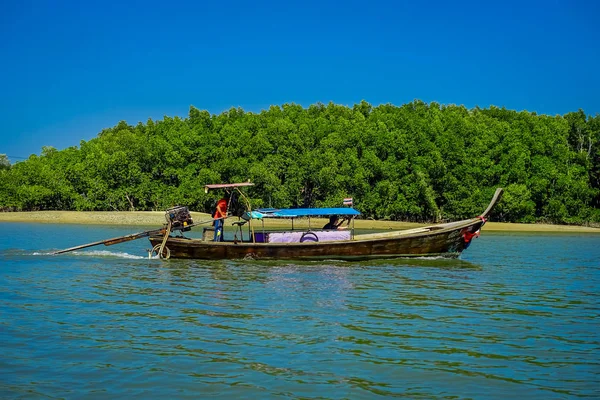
top-left (1, 211), bottom-right (599, 233)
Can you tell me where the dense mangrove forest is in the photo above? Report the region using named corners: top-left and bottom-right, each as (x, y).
top-left (1, 100), bottom-right (599, 224)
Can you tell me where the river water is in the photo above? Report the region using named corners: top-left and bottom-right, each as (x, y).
top-left (1, 223), bottom-right (599, 399)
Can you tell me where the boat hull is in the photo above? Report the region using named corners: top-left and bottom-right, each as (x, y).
top-left (149, 218), bottom-right (485, 261)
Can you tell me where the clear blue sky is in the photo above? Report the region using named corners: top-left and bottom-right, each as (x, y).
top-left (1, 0), bottom-right (599, 161)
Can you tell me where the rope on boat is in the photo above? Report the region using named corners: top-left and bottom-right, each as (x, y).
top-left (157, 221), bottom-right (172, 259)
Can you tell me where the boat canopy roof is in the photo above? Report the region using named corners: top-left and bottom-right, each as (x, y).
top-left (243, 207), bottom-right (361, 220)
top-left (204, 182), bottom-right (254, 193)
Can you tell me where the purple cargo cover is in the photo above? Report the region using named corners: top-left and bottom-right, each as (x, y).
top-left (267, 230), bottom-right (351, 243)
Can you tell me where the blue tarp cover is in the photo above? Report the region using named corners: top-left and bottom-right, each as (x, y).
top-left (244, 207), bottom-right (360, 219)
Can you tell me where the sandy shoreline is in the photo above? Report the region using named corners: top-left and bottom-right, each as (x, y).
top-left (1, 211), bottom-right (599, 233)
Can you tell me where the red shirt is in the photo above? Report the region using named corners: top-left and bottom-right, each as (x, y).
top-left (214, 198), bottom-right (228, 219)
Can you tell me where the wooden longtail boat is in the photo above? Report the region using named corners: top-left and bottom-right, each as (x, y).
top-left (54, 183), bottom-right (502, 261)
top-left (146, 185), bottom-right (504, 261)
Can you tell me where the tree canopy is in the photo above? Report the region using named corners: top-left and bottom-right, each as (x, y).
top-left (1, 100), bottom-right (599, 225)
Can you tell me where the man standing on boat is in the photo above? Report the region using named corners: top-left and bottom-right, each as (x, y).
top-left (213, 195), bottom-right (229, 241)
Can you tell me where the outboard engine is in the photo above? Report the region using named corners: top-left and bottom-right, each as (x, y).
top-left (165, 206), bottom-right (193, 231)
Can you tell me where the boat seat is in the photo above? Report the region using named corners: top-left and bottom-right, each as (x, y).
top-left (232, 220), bottom-right (247, 242)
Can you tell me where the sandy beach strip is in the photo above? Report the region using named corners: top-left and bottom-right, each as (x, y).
top-left (1, 211), bottom-right (599, 233)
